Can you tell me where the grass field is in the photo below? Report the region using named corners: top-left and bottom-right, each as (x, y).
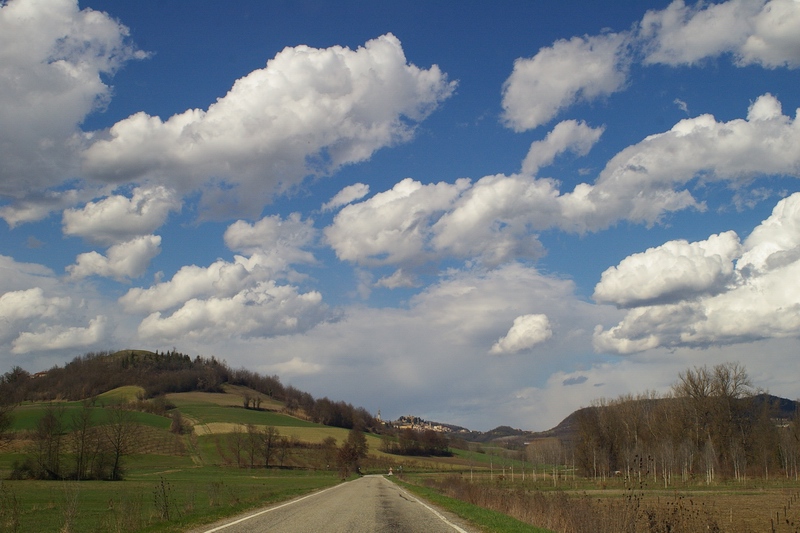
top-left (0, 386), bottom-right (466, 532)
top-left (0, 465), bottom-right (340, 532)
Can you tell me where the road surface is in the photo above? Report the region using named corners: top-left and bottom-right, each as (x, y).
top-left (192, 475), bottom-right (477, 533)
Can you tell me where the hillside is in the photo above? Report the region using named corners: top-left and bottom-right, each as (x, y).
top-left (0, 349), bottom-right (380, 433)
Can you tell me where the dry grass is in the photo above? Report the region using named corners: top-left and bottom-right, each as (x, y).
top-left (420, 475), bottom-right (800, 533)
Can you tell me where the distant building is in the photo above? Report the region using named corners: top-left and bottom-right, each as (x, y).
top-left (393, 415), bottom-right (453, 433)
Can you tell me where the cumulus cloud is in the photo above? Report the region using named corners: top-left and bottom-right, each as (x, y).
top-left (0, 0), bottom-right (145, 198)
top-left (0, 189), bottom-right (87, 227)
top-left (224, 212), bottom-right (316, 265)
top-left (502, 33), bottom-right (629, 131)
top-left (521, 120), bottom-right (605, 175)
top-left (490, 314), bottom-right (552, 354)
top-left (328, 94), bottom-right (800, 271)
top-left (558, 93), bottom-right (800, 232)
top-left (66, 235), bottom-right (162, 281)
top-left (12, 315), bottom-right (107, 354)
top-left (640, 0), bottom-right (800, 68)
top-left (120, 256), bottom-right (271, 314)
top-left (594, 193), bottom-right (800, 354)
top-left (82, 34), bottom-right (455, 218)
top-left (0, 288), bottom-right (71, 343)
top-left (325, 177), bottom-right (470, 266)
top-left (137, 281), bottom-right (326, 342)
top-left (593, 231), bottom-right (742, 308)
top-left (322, 183), bottom-right (370, 212)
top-left (62, 186), bottom-right (180, 244)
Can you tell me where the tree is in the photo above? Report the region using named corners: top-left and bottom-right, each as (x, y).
top-left (228, 425), bottom-right (247, 467)
top-left (336, 427), bottom-right (369, 477)
top-left (69, 400), bottom-right (96, 480)
top-left (259, 426), bottom-right (279, 467)
top-left (0, 402), bottom-right (14, 450)
top-left (31, 404), bottom-right (66, 479)
top-left (103, 406), bottom-right (136, 481)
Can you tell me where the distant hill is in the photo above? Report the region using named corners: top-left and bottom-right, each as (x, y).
top-left (0, 349), bottom-right (381, 433)
top-left (449, 393), bottom-right (800, 448)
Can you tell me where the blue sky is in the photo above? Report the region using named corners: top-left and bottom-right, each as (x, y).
top-left (2, 0), bottom-right (800, 431)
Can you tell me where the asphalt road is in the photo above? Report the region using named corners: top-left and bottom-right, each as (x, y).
top-left (191, 475), bottom-right (477, 533)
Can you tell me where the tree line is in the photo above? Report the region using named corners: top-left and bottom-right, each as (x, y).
top-left (380, 428), bottom-right (452, 456)
top-left (572, 362), bottom-right (800, 485)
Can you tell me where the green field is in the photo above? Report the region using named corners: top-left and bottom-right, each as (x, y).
top-left (0, 465), bottom-right (340, 533)
top-left (0, 386), bottom-right (472, 532)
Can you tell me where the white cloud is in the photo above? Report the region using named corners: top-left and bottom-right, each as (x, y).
top-left (329, 94), bottom-right (800, 271)
top-left (66, 235), bottom-right (162, 281)
top-left (594, 193), bottom-right (800, 354)
top-left (375, 269), bottom-right (419, 289)
top-left (558, 93), bottom-right (800, 232)
top-left (593, 231), bottom-right (742, 308)
top-left (0, 255), bottom-right (57, 293)
top-left (502, 33), bottom-right (629, 131)
top-left (738, 190), bottom-right (800, 274)
top-left (137, 281), bottom-right (326, 342)
top-left (322, 183), bottom-right (370, 212)
top-left (224, 212), bottom-right (316, 263)
top-left (119, 256), bottom-right (269, 314)
top-left (81, 34), bottom-right (455, 218)
top-left (62, 186), bottom-right (180, 244)
top-left (325, 177), bottom-right (470, 266)
top-left (640, 0), bottom-right (800, 68)
top-left (0, 189), bottom-right (87, 227)
top-left (12, 315), bottom-right (107, 354)
top-left (521, 119), bottom-right (605, 175)
top-left (430, 174), bottom-right (553, 266)
top-left (640, 0), bottom-right (763, 66)
top-left (490, 314), bottom-right (552, 354)
top-left (0, 288), bottom-right (71, 342)
top-left (0, 0), bottom-right (144, 198)
top-left (740, 0), bottom-right (800, 68)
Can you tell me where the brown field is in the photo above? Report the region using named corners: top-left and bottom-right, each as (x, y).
top-left (588, 487), bottom-right (800, 533)
top-left (418, 474), bottom-right (800, 533)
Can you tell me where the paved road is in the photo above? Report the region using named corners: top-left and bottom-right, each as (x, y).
top-left (192, 475), bottom-right (477, 533)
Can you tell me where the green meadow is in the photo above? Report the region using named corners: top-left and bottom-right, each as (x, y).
top-left (0, 385), bottom-right (461, 533)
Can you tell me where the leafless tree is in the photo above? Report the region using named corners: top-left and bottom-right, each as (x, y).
top-left (103, 406), bottom-right (136, 481)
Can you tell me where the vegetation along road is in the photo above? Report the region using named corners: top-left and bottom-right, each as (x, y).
top-left (193, 475), bottom-right (476, 533)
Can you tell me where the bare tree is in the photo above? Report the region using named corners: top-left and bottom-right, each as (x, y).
top-left (103, 406), bottom-right (136, 481)
top-left (31, 404), bottom-right (66, 479)
top-left (259, 426), bottom-right (279, 467)
top-left (228, 425), bottom-right (247, 467)
top-left (70, 400), bottom-right (95, 480)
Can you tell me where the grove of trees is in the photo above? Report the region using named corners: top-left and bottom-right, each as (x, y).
top-left (572, 362), bottom-right (800, 485)
top-left (11, 402), bottom-right (137, 481)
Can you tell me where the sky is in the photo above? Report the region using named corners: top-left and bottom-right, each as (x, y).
top-left (1, 0), bottom-right (800, 431)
